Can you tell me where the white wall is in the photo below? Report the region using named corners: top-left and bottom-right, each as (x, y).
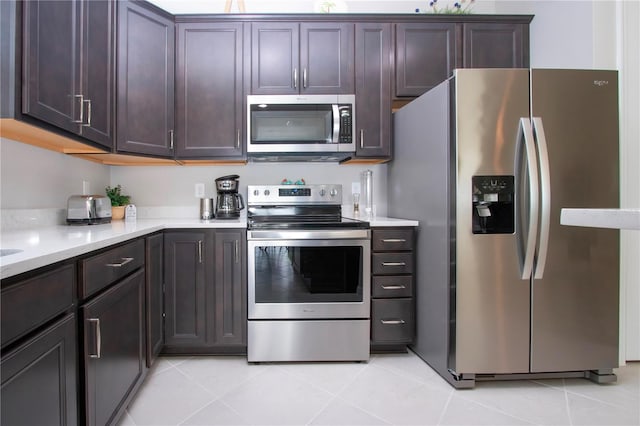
top-left (109, 162), bottom-right (388, 217)
top-left (0, 138), bottom-right (110, 209)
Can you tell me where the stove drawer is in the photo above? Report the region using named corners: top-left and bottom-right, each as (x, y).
top-left (372, 253), bottom-right (413, 275)
top-left (371, 299), bottom-right (414, 343)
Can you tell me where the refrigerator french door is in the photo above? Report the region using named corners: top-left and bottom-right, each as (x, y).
top-left (390, 68), bottom-right (620, 388)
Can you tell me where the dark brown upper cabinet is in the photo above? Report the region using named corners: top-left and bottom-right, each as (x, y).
top-left (117, 0), bottom-right (175, 157)
top-left (395, 23), bottom-right (457, 98)
top-left (251, 22), bottom-right (354, 95)
top-left (22, 0), bottom-right (115, 148)
top-left (175, 22), bottom-right (245, 159)
top-left (354, 23), bottom-right (392, 159)
top-left (463, 22), bottom-right (528, 68)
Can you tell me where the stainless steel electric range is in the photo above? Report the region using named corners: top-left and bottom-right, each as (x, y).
top-left (246, 184), bottom-right (371, 362)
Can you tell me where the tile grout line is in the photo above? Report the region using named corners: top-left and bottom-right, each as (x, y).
top-left (435, 388), bottom-right (455, 426)
top-left (563, 378), bottom-right (575, 426)
top-left (302, 360), bottom-right (394, 426)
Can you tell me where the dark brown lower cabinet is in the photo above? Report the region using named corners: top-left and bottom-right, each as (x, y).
top-left (163, 229), bottom-right (246, 353)
top-left (1, 313), bottom-right (78, 426)
top-left (370, 227), bottom-right (416, 352)
top-left (82, 269), bottom-right (145, 426)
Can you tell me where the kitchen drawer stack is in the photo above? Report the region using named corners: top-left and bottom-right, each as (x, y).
top-left (370, 227), bottom-right (416, 352)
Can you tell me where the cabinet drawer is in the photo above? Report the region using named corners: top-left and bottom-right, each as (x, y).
top-left (371, 299), bottom-right (414, 343)
top-left (372, 228), bottom-right (414, 252)
top-left (372, 276), bottom-right (413, 298)
top-left (1, 263), bottom-right (76, 347)
top-left (79, 239), bottom-right (144, 299)
top-left (372, 252), bottom-right (413, 275)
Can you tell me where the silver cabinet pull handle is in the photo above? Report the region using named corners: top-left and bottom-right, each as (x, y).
top-left (88, 318), bottom-right (101, 358)
top-left (236, 129), bottom-right (240, 149)
top-left (381, 262), bottom-right (406, 267)
top-left (235, 240), bottom-right (239, 264)
top-left (169, 130), bottom-right (174, 149)
top-left (106, 257), bottom-right (134, 267)
top-left (198, 240), bottom-right (203, 264)
top-left (381, 239), bottom-right (406, 243)
top-left (381, 319), bottom-right (406, 325)
top-left (293, 68), bottom-right (298, 89)
top-left (381, 285), bottom-right (406, 290)
top-left (303, 68), bottom-right (307, 88)
top-left (73, 94), bottom-right (84, 123)
top-left (360, 129), bottom-right (364, 149)
top-left (82, 99), bottom-right (92, 127)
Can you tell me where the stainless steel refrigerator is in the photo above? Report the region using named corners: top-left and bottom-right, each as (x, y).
top-left (389, 69), bottom-right (620, 388)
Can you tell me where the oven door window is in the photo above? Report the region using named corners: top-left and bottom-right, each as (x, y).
top-left (254, 245), bottom-right (363, 303)
top-left (250, 104), bottom-right (333, 144)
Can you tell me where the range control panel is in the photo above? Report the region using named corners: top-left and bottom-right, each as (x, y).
top-left (247, 184), bottom-right (342, 205)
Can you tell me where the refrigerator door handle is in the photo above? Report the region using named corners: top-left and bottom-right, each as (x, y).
top-left (532, 117), bottom-right (551, 279)
top-left (516, 117), bottom-right (539, 280)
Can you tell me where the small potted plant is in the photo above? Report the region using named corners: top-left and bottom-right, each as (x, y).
top-left (105, 185), bottom-right (131, 220)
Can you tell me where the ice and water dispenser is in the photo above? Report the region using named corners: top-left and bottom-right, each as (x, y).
top-left (472, 176), bottom-right (515, 234)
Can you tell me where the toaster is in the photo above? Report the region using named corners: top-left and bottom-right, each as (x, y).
top-left (66, 195), bottom-right (112, 225)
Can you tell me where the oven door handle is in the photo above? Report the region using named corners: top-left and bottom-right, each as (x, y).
top-left (248, 229), bottom-right (370, 240)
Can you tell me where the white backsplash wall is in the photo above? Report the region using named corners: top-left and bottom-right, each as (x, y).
top-left (109, 162), bottom-right (389, 217)
top-left (0, 138), bottom-right (110, 209)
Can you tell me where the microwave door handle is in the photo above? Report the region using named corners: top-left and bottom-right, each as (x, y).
top-left (332, 104), bottom-right (340, 143)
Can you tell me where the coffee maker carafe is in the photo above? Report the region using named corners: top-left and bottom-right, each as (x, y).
top-left (215, 175), bottom-right (244, 219)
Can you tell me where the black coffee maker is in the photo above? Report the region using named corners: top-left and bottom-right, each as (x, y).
top-left (215, 175), bottom-right (244, 219)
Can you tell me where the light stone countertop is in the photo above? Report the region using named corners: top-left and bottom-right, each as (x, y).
top-left (0, 215), bottom-right (418, 280)
top-left (344, 215), bottom-right (419, 227)
top-left (560, 208), bottom-right (640, 230)
top-left (0, 218), bottom-right (246, 280)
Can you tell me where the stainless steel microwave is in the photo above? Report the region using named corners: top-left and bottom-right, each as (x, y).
top-left (247, 94), bottom-right (355, 157)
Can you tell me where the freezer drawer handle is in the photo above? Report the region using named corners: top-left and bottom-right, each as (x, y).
top-left (516, 118), bottom-right (540, 280)
top-left (381, 319), bottom-right (406, 325)
top-left (381, 285), bottom-right (406, 290)
top-left (88, 318), bottom-right (101, 359)
top-left (105, 257), bottom-right (134, 268)
top-left (381, 262), bottom-right (406, 267)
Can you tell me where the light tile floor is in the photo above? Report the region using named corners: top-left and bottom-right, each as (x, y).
top-left (118, 351), bottom-right (639, 426)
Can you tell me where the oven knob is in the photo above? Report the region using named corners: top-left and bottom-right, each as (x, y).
top-left (264, 189), bottom-right (270, 196)
top-left (329, 188), bottom-right (338, 197)
top-left (319, 188), bottom-right (326, 197)
top-left (253, 189), bottom-right (260, 196)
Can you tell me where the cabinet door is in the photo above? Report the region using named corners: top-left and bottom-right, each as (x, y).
top-left (164, 231), bottom-right (209, 348)
top-left (212, 230), bottom-right (246, 346)
top-left (82, 269), bottom-right (145, 426)
top-left (300, 22), bottom-right (354, 94)
top-left (146, 233), bottom-right (164, 367)
top-left (80, 0), bottom-right (115, 148)
top-left (395, 23), bottom-right (457, 97)
top-left (251, 22), bottom-right (299, 94)
top-left (117, 1), bottom-right (175, 156)
top-left (22, 0), bottom-right (81, 133)
top-left (355, 23), bottom-right (391, 158)
top-left (463, 23), bottom-right (527, 68)
top-left (1, 314), bottom-right (78, 426)
top-left (176, 22), bottom-right (244, 158)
